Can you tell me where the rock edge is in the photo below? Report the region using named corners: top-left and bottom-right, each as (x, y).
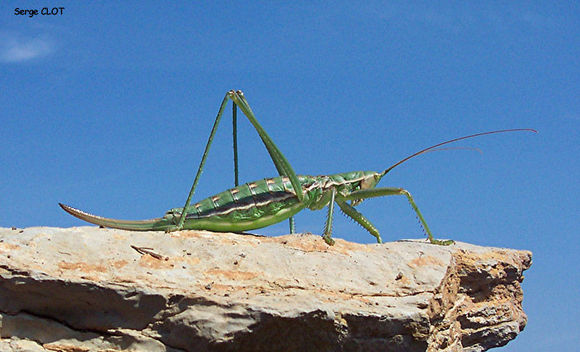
top-left (0, 227), bottom-right (531, 351)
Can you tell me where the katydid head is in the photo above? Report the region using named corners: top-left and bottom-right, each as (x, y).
top-left (360, 172), bottom-right (383, 190)
top-left (378, 128), bottom-right (537, 178)
top-left (349, 171), bottom-right (384, 206)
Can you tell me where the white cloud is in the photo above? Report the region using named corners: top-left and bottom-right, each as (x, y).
top-left (0, 35), bottom-right (54, 63)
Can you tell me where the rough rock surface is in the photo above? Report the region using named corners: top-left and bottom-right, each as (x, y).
top-left (0, 227), bottom-right (531, 351)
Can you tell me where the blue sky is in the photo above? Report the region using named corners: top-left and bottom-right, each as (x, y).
top-left (1, 2), bottom-right (578, 350)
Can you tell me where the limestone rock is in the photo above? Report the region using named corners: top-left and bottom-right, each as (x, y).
top-left (0, 227), bottom-right (531, 351)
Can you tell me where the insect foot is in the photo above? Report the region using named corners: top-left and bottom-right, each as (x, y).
top-left (322, 234), bottom-right (336, 246)
top-left (430, 238), bottom-right (455, 246)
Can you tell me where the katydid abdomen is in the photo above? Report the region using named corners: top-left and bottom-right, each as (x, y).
top-left (170, 176), bottom-right (315, 232)
top-left (60, 174), bottom-right (324, 233)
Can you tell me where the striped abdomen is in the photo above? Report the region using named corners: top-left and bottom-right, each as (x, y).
top-left (177, 176), bottom-right (319, 232)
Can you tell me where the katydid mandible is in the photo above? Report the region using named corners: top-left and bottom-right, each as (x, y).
top-left (60, 90), bottom-right (536, 245)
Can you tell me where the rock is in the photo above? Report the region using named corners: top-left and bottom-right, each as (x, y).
top-left (0, 227), bottom-right (531, 351)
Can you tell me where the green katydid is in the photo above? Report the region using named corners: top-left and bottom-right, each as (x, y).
top-left (60, 90), bottom-right (536, 245)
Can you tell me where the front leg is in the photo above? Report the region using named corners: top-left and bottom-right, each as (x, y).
top-left (344, 187), bottom-right (454, 245)
top-left (400, 189), bottom-right (453, 245)
top-left (336, 200), bottom-right (382, 244)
